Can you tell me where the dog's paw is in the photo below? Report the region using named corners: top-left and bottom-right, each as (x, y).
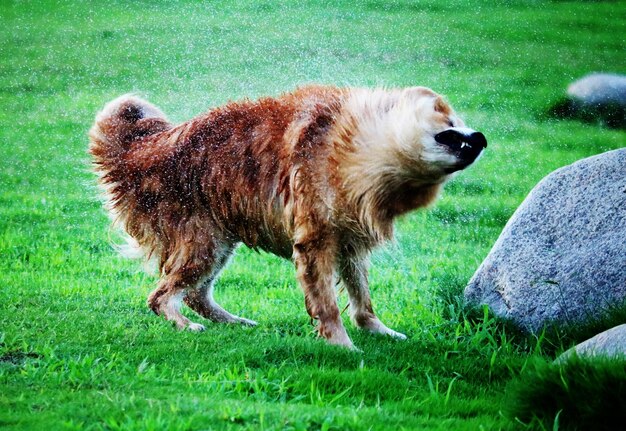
top-left (186, 322), bottom-right (206, 332)
top-left (236, 317), bottom-right (258, 326)
top-left (327, 336), bottom-right (357, 350)
top-left (322, 324), bottom-right (356, 349)
top-left (360, 318), bottom-right (407, 340)
top-left (384, 328), bottom-right (407, 340)
top-left (369, 324), bottom-right (407, 340)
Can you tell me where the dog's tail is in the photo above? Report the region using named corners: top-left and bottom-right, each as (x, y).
top-left (89, 95), bottom-right (172, 264)
top-left (89, 94), bottom-right (171, 166)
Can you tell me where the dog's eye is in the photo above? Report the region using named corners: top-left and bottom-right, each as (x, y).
top-left (447, 120), bottom-right (454, 127)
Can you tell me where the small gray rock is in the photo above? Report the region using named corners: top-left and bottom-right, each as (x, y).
top-left (556, 324), bottom-right (626, 363)
top-left (567, 73), bottom-right (626, 108)
top-left (560, 73), bottom-right (626, 128)
top-left (464, 148), bottom-right (626, 333)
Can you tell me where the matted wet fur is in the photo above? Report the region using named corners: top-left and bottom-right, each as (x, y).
top-left (89, 85), bottom-right (486, 349)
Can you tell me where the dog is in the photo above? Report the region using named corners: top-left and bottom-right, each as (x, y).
top-left (89, 85), bottom-right (486, 349)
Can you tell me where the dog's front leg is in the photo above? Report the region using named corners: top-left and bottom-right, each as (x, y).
top-left (293, 238), bottom-right (354, 349)
top-left (340, 256), bottom-right (407, 340)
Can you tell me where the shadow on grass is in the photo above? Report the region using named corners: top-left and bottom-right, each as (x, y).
top-left (504, 355), bottom-right (626, 430)
top-left (546, 98), bottom-right (626, 129)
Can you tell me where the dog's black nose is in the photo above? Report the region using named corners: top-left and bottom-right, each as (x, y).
top-left (435, 128), bottom-right (487, 174)
top-left (434, 129), bottom-right (487, 150)
top-left (467, 131), bottom-right (487, 149)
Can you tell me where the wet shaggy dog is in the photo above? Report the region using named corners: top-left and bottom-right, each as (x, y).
top-left (89, 85), bottom-right (486, 349)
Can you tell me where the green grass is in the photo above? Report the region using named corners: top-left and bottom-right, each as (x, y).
top-left (1, 0), bottom-right (624, 429)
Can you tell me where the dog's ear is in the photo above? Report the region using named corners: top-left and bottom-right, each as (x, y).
top-left (433, 96), bottom-right (452, 115)
top-left (403, 86), bottom-right (436, 100)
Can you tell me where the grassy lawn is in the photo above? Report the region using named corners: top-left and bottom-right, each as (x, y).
top-left (1, 0), bottom-right (624, 429)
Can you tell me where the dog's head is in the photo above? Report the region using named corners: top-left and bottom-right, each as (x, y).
top-left (398, 87), bottom-right (487, 178)
top-left (341, 86), bottom-right (488, 212)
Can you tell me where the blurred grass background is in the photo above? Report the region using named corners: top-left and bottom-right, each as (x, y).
top-left (1, 1), bottom-right (624, 429)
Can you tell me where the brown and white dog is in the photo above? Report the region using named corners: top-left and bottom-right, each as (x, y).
top-left (89, 85), bottom-right (486, 349)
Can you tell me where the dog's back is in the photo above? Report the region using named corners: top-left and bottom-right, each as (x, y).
top-left (90, 87), bottom-right (346, 266)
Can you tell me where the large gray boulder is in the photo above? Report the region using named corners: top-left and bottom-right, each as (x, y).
top-left (556, 324), bottom-right (626, 363)
top-left (465, 148), bottom-right (626, 333)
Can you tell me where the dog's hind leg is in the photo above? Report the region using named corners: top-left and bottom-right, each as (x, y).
top-left (147, 236), bottom-right (234, 331)
top-left (147, 271), bottom-right (207, 332)
top-left (183, 243), bottom-right (257, 326)
top-left (340, 256), bottom-right (407, 340)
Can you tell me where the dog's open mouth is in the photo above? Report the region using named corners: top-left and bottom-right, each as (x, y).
top-left (434, 128), bottom-right (487, 152)
top-left (435, 128), bottom-right (487, 173)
